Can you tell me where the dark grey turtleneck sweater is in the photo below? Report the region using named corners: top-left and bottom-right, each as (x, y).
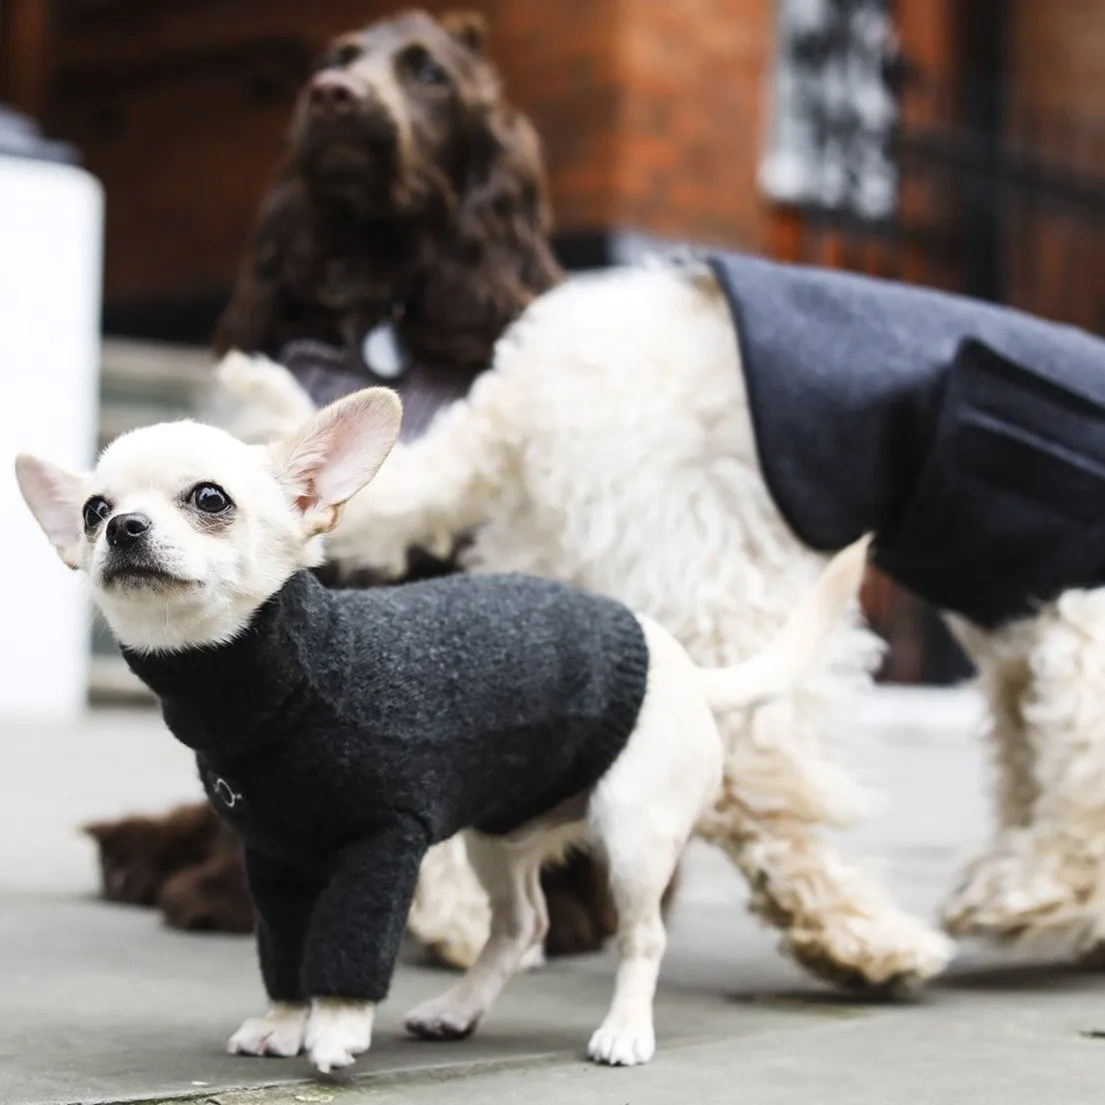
top-left (122, 570), bottom-right (648, 1003)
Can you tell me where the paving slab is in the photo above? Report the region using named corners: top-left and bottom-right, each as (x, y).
top-left (3, 692), bottom-right (1105, 1105)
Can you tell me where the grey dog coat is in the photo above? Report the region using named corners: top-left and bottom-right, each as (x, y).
top-left (708, 252), bottom-right (1105, 628)
top-left (122, 570), bottom-right (648, 1003)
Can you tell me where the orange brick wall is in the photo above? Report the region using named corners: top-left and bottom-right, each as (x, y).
top-left (489, 0), bottom-right (780, 249)
top-left (45, 0), bottom-right (1105, 310)
top-left (613, 0), bottom-right (777, 250)
top-left (479, 0), bottom-right (622, 232)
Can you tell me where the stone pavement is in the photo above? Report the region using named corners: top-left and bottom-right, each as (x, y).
top-left (3, 691), bottom-right (1105, 1105)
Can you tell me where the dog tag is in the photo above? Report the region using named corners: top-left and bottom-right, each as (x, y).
top-left (362, 322), bottom-right (406, 380)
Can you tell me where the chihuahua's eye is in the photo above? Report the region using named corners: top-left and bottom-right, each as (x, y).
top-left (407, 49), bottom-right (448, 86)
top-left (82, 496), bottom-right (111, 532)
top-left (189, 483), bottom-right (233, 515)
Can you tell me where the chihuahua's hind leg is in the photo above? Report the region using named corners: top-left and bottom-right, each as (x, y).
top-left (404, 830), bottom-right (551, 1040)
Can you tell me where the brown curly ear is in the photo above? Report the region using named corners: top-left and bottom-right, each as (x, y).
top-left (401, 98), bottom-right (561, 371)
top-left (441, 10), bottom-right (487, 55)
top-left (213, 179), bottom-right (306, 357)
top-left (459, 105), bottom-right (562, 300)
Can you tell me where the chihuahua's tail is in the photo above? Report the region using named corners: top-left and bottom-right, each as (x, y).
top-left (696, 536), bottom-right (871, 713)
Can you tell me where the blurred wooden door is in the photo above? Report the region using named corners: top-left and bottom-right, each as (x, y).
top-left (0, 0), bottom-right (52, 117)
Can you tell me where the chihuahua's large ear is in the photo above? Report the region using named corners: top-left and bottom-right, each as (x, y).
top-left (15, 454), bottom-right (88, 569)
top-left (270, 388), bottom-right (402, 529)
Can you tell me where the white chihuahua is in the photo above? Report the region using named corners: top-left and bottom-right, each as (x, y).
top-left (17, 388), bottom-right (868, 1073)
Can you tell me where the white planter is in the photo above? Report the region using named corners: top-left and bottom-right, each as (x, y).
top-left (0, 154), bottom-right (104, 720)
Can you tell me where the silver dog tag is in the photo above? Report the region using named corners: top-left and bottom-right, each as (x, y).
top-left (362, 322), bottom-right (406, 380)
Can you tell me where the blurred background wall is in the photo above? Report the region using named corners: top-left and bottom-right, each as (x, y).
top-left (2, 0), bottom-right (1104, 685)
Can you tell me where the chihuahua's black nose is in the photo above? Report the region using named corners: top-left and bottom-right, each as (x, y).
top-left (107, 512), bottom-right (152, 551)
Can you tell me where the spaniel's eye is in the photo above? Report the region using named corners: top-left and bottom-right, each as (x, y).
top-left (407, 48), bottom-right (449, 86)
top-left (323, 42), bottom-right (363, 70)
top-left (82, 496), bottom-right (111, 532)
top-left (189, 483), bottom-right (233, 515)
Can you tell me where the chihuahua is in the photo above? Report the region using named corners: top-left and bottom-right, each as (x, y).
top-left (16, 388), bottom-right (867, 1073)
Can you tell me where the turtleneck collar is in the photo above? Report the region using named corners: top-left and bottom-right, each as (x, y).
top-left (120, 570), bottom-right (340, 761)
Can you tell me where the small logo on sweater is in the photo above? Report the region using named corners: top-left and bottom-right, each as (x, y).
top-left (212, 776), bottom-right (244, 811)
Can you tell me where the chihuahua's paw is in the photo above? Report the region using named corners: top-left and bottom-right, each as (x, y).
top-left (587, 1014), bottom-right (656, 1066)
top-left (227, 1003), bottom-right (308, 1058)
top-left (404, 991), bottom-right (483, 1040)
top-left (305, 998), bottom-right (375, 1074)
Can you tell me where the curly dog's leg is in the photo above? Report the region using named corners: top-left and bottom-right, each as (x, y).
top-left (407, 837), bottom-right (493, 970)
top-left (703, 692), bottom-right (954, 993)
top-left (945, 592), bottom-right (1105, 956)
top-left (942, 618), bottom-right (1044, 940)
top-left (326, 370), bottom-right (516, 578)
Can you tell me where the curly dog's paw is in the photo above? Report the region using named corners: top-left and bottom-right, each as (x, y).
top-left (214, 352), bottom-right (317, 443)
top-left (943, 835), bottom-right (1105, 954)
top-left (785, 906), bottom-right (954, 994)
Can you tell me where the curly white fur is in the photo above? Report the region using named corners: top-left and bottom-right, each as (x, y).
top-left (216, 262), bottom-right (971, 990)
top-left (943, 596), bottom-right (1105, 958)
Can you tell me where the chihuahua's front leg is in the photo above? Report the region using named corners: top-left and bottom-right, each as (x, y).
top-left (229, 851), bottom-right (326, 1058)
top-left (326, 371), bottom-right (515, 578)
top-left (301, 817), bottom-right (431, 1073)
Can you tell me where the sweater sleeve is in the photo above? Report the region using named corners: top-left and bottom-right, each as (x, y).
top-left (300, 813), bottom-right (431, 1001)
top-left (246, 850), bottom-right (328, 1003)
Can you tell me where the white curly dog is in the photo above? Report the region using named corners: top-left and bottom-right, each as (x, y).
top-left (215, 258), bottom-right (1105, 993)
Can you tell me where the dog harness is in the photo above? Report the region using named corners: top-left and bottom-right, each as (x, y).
top-left (277, 338), bottom-right (471, 442)
top-left (708, 252), bottom-right (1105, 628)
top-left (122, 571), bottom-right (648, 1002)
